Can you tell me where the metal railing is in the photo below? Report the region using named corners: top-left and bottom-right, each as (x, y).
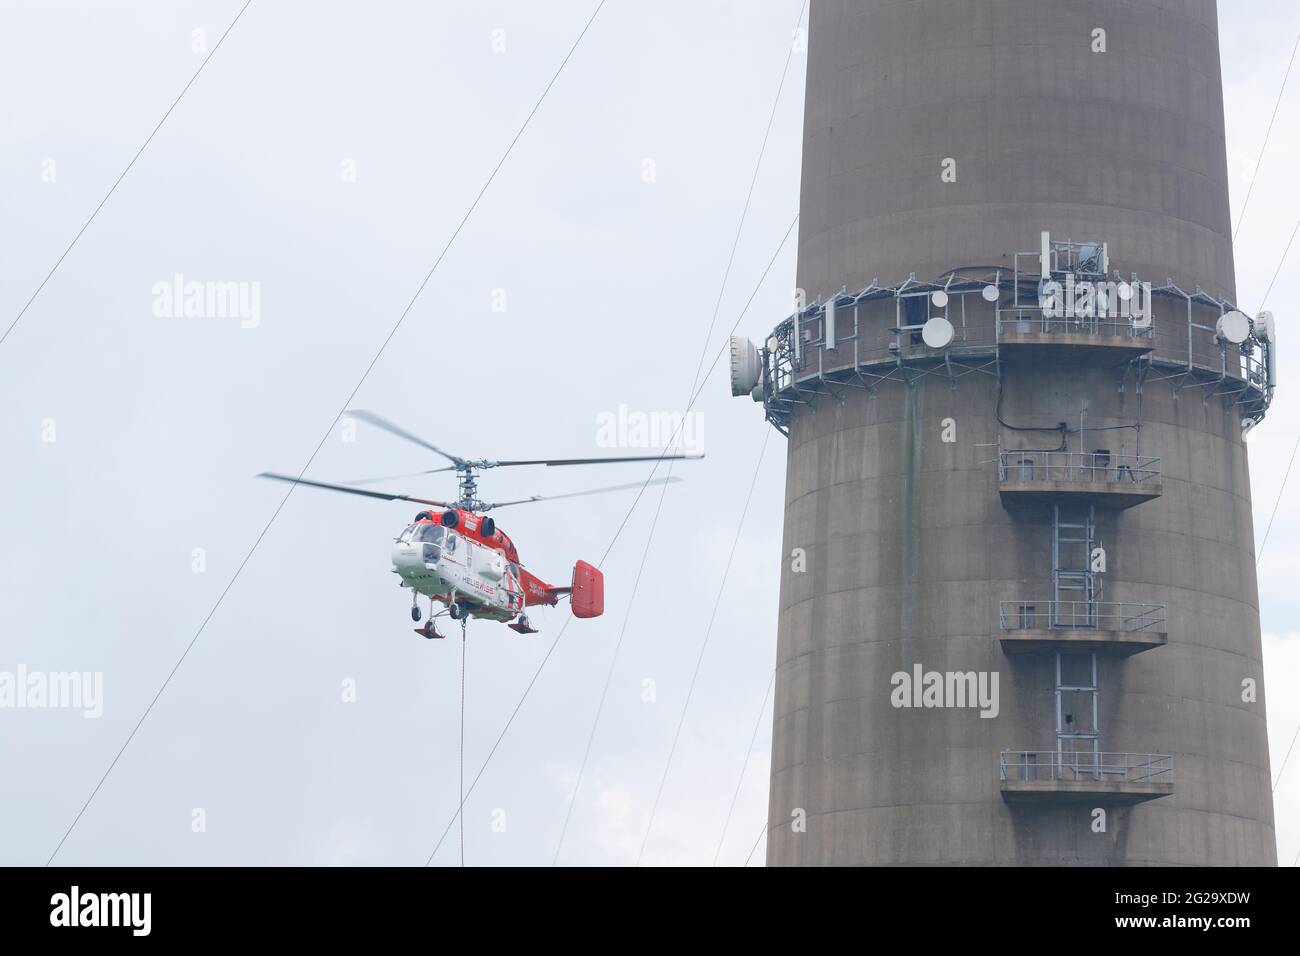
top-left (999, 600), bottom-right (1166, 632)
top-left (997, 450), bottom-right (1161, 484)
top-left (996, 307), bottom-right (1154, 340)
top-left (1000, 750), bottom-right (1174, 784)
top-left (755, 270), bottom-right (1273, 432)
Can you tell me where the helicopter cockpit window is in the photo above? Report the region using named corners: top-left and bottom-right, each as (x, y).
top-left (414, 524), bottom-right (445, 545)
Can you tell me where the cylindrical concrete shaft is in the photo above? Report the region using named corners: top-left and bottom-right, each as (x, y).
top-left (768, 0), bottom-right (1275, 865)
top-left (795, 0), bottom-right (1235, 303)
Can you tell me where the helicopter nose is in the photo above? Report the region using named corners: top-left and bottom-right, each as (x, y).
top-left (393, 541), bottom-right (439, 573)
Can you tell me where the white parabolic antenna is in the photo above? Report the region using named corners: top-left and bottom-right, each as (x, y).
top-left (922, 316), bottom-right (954, 348)
top-left (981, 284), bottom-right (999, 302)
top-left (1217, 310), bottom-right (1250, 345)
top-left (729, 336), bottom-right (762, 396)
top-left (931, 290), bottom-right (949, 308)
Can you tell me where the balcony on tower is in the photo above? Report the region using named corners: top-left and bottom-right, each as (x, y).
top-left (999, 600), bottom-right (1168, 656)
top-left (999, 750), bottom-right (1174, 804)
top-left (998, 449), bottom-right (1162, 508)
top-left (996, 307), bottom-right (1156, 360)
top-left (997, 238), bottom-right (1156, 361)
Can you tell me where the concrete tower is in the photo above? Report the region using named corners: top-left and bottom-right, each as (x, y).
top-left (738, 0), bottom-right (1277, 865)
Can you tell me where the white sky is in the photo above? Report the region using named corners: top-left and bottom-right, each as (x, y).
top-left (0, 0), bottom-right (1297, 866)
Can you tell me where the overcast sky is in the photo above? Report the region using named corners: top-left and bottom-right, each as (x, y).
top-left (1, 0), bottom-right (1298, 867)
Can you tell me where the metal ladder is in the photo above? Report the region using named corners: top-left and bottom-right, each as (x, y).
top-left (1055, 650), bottom-right (1100, 770)
top-left (1052, 503), bottom-right (1099, 628)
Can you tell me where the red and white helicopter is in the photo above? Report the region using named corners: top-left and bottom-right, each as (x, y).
top-left (260, 410), bottom-right (700, 639)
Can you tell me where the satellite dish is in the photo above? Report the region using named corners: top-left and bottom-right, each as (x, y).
top-left (981, 284), bottom-right (999, 302)
top-left (729, 336), bottom-right (762, 396)
top-left (921, 316), bottom-right (954, 349)
top-left (931, 290), bottom-right (948, 308)
top-left (766, 336), bottom-right (779, 354)
top-left (1217, 311), bottom-right (1250, 345)
top-left (1116, 281), bottom-right (1133, 301)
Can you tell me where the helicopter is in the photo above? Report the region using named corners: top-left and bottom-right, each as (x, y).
top-left (259, 410), bottom-right (701, 640)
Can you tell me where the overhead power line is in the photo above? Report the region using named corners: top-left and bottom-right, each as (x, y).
top-left (2, 0), bottom-right (256, 351)
top-left (550, 0), bottom-right (807, 866)
top-left (46, 0), bottom-right (608, 866)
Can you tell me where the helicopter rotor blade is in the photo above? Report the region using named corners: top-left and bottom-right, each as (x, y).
top-left (490, 452), bottom-right (705, 468)
top-left (258, 472), bottom-right (450, 508)
top-left (335, 467), bottom-right (457, 486)
top-left (346, 409), bottom-right (466, 467)
top-left (483, 476), bottom-right (684, 510)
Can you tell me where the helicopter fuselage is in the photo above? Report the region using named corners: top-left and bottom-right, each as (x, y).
top-left (257, 409), bottom-right (639, 633)
top-left (391, 509), bottom-right (558, 623)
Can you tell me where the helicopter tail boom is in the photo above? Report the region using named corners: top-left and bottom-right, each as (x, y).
top-left (519, 561), bottom-right (603, 618)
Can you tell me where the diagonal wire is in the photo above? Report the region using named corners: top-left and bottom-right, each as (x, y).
top-left (425, 614), bottom-right (574, 866)
top-left (44, 0), bottom-right (608, 866)
top-left (550, 461), bottom-right (677, 864)
top-left (1256, 432), bottom-right (1299, 565)
top-left (743, 821), bottom-right (768, 867)
top-left (686, 0), bottom-right (807, 395)
top-left (635, 426), bottom-right (771, 866)
top-left (1245, 221), bottom-right (1300, 793)
top-left (1274, 721), bottom-right (1300, 792)
top-left (712, 667), bottom-right (774, 866)
top-left (424, 212), bottom-right (799, 865)
top-left (2, 0), bottom-right (255, 351)
top-left (1232, 26), bottom-right (1300, 242)
top-left (1250, 220), bottom-right (1299, 784)
top-left (595, 210), bottom-right (798, 570)
top-left (1256, 219), bottom-right (1300, 317)
top-left (1252, 218), bottom-right (1299, 564)
top-left (548, 0), bottom-right (805, 866)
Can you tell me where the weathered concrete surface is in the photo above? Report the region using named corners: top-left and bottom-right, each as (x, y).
top-left (794, 0), bottom-right (1236, 304)
top-left (766, 0), bottom-right (1275, 866)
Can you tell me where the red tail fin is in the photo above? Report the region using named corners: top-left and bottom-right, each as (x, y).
top-left (570, 560), bottom-right (604, 619)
